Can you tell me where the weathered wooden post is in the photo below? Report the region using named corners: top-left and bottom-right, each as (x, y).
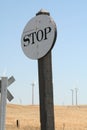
top-left (21, 9), bottom-right (57, 130)
top-left (38, 52), bottom-right (55, 130)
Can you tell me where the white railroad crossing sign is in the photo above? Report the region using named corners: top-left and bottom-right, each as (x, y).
top-left (0, 76), bottom-right (15, 101)
top-left (0, 76), bottom-right (15, 130)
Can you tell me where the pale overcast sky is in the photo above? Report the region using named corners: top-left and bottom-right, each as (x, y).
top-left (0, 1), bottom-right (87, 105)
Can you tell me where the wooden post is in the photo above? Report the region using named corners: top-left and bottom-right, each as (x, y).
top-left (38, 51), bottom-right (55, 130)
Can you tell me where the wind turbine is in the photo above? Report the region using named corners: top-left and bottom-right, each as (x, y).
top-left (75, 88), bottom-right (79, 105)
top-left (30, 81), bottom-right (37, 105)
top-left (70, 89), bottom-right (74, 105)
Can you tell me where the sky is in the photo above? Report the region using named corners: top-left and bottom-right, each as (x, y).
top-left (0, 1), bottom-right (87, 105)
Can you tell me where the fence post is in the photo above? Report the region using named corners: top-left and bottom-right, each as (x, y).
top-left (16, 119), bottom-right (20, 128)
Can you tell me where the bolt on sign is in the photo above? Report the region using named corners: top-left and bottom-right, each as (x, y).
top-left (21, 9), bottom-right (57, 130)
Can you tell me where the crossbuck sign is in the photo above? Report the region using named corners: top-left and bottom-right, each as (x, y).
top-left (0, 76), bottom-right (15, 130)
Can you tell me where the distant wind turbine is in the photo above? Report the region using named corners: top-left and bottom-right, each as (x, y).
top-left (2, 67), bottom-right (7, 77)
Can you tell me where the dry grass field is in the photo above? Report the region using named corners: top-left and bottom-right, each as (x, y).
top-left (6, 104), bottom-right (87, 130)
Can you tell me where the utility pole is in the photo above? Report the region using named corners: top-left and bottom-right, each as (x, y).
top-left (70, 89), bottom-right (74, 105)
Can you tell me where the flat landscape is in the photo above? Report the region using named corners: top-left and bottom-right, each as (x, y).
top-left (6, 104), bottom-right (87, 130)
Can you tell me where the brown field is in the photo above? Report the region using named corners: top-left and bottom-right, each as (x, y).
top-left (6, 104), bottom-right (87, 130)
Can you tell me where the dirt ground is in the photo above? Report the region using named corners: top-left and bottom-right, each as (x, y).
top-left (6, 104), bottom-right (87, 130)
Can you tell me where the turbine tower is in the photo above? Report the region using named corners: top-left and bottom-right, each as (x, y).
top-left (75, 88), bottom-right (79, 105)
top-left (70, 89), bottom-right (74, 105)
